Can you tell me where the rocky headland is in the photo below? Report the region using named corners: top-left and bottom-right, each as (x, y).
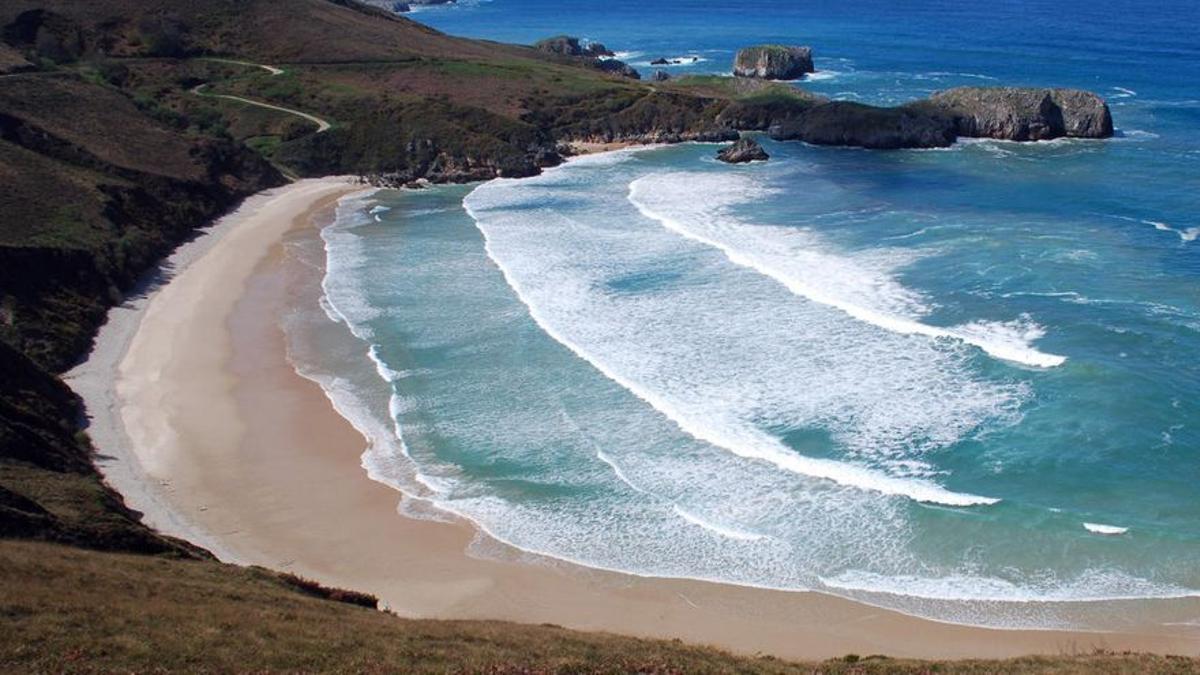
top-left (533, 34), bottom-right (639, 79)
top-left (767, 86), bottom-right (1114, 149)
top-left (928, 86), bottom-right (1114, 141)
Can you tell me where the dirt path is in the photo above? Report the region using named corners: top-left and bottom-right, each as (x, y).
top-left (191, 59), bottom-right (330, 133)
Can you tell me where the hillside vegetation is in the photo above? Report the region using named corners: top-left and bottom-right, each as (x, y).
top-left (0, 0), bottom-right (1181, 671)
top-left (4, 540), bottom-right (1198, 674)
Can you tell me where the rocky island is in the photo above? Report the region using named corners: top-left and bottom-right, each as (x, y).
top-left (717, 136), bottom-right (770, 163)
top-left (733, 44), bottom-right (815, 80)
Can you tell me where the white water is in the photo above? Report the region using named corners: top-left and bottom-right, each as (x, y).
top-left (463, 157), bottom-right (1025, 507)
top-left (628, 172), bottom-right (1066, 368)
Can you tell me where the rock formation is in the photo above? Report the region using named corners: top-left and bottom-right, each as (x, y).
top-left (769, 102), bottom-right (956, 149)
top-left (594, 58), bottom-right (641, 79)
top-left (766, 87), bottom-right (1113, 149)
top-left (733, 45), bottom-right (814, 80)
top-left (534, 35), bottom-right (612, 58)
top-left (717, 137), bottom-right (769, 163)
top-left (534, 35), bottom-right (639, 79)
top-left (652, 69), bottom-right (671, 81)
top-left (928, 87), bottom-right (1114, 140)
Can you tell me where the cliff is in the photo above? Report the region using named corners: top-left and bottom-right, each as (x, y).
top-left (771, 87), bottom-right (1113, 149)
top-left (929, 86), bottom-right (1114, 140)
top-left (733, 45), bottom-right (815, 80)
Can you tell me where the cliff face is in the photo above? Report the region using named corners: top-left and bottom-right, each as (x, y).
top-left (929, 87), bottom-right (1114, 141)
top-left (733, 45), bottom-right (814, 80)
top-left (0, 71), bottom-right (280, 555)
top-left (770, 87), bottom-right (1114, 149)
top-left (770, 101), bottom-right (957, 149)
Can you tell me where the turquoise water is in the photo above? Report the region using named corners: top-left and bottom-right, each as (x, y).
top-left (295, 0), bottom-right (1200, 628)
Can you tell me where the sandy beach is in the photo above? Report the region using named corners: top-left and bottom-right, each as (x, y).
top-left (66, 177), bottom-right (1200, 662)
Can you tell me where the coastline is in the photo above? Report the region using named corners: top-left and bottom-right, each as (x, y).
top-left (66, 175), bottom-right (1200, 661)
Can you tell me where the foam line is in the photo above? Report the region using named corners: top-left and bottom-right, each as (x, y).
top-left (463, 185), bottom-right (1000, 507)
top-left (628, 175), bottom-right (1066, 368)
top-left (672, 505), bottom-right (766, 541)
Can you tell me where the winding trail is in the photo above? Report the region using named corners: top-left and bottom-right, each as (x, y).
top-left (191, 60), bottom-right (331, 133)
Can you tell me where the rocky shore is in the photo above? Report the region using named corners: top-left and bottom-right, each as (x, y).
top-left (768, 86), bottom-right (1114, 149)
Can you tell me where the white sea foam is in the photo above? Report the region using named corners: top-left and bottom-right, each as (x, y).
top-left (1084, 523), bottom-right (1129, 536)
top-left (631, 54), bottom-right (708, 67)
top-left (1103, 213), bottom-right (1197, 243)
top-left (628, 172), bottom-right (1066, 368)
top-left (299, 156), bottom-right (1200, 629)
top-left (672, 505), bottom-right (766, 541)
top-left (821, 568), bottom-right (1198, 603)
top-left (464, 161), bottom-right (1025, 507)
top-left (804, 70), bottom-right (839, 81)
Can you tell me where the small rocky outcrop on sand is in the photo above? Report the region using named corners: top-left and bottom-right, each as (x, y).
top-left (652, 69), bottom-right (671, 81)
top-left (928, 86), bottom-right (1113, 140)
top-left (717, 137), bottom-right (769, 163)
top-left (733, 45), bottom-right (814, 80)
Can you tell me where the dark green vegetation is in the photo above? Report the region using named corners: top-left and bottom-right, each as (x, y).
top-left (0, 0), bottom-right (1151, 671)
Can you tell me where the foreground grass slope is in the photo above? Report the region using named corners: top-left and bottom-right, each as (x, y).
top-left (3, 540), bottom-right (1197, 674)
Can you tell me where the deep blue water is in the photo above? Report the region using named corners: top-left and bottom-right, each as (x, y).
top-left (293, 0), bottom-right (1200, 628)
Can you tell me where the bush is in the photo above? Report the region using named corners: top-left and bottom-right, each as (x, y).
top-left (276, 572), bottom-right (379, 609)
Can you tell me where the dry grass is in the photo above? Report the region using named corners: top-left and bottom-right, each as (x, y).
top-left (2, 540), bottom-right (1198, 674)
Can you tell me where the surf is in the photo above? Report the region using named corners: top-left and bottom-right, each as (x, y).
top-left (463, 161), bottom-right (1016, 508)
top-left (628, 172), bottom-right (1066, 368)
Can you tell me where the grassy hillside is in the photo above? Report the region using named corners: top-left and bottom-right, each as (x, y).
top-left (4, 539), bottom-right (1197, 674)
top-left (0, 0), bottom-right (823, 182)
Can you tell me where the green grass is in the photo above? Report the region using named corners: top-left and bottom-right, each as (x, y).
top-left (244, 134), bottom-right (283, 156)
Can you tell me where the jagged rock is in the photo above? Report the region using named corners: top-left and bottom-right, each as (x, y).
top-left (652, 69), bottom-right (671, 82)
top-left (533, 35), bottom-right (638, 78)
top-left (594, 58), bottom-right (640, 80)
top-left (928, 87), bottom-right (1113, 140)
top-left (717, 137), bottom-right (769, 163)
top-left (733, 45), bottom-right (814, 80)
top-left (651, 57), bottom-right (669, 65)
top-left (533, 35), bottom-right (610, 58)
top-left (534, 35), bottom-right (582, 55)
top-left (586, 41), bottom-right (614, 57)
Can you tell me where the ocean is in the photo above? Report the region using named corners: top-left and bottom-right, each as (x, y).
top-left (285, 0), bottom-right (1200, 628)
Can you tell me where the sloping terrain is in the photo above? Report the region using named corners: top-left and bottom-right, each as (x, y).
top-left (4, 539), bottom-right (1197, 673)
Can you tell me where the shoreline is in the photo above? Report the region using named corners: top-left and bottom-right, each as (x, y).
top-left (66, 175), bottom-right (1200, 661)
